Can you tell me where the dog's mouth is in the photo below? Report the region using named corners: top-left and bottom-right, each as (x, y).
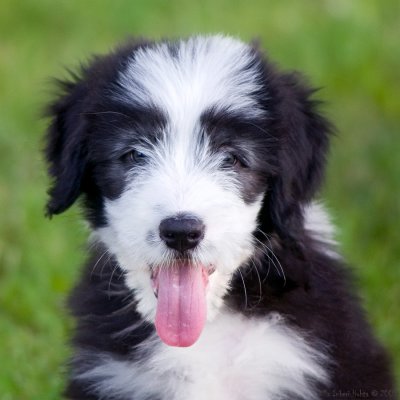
top-left (150, 263), bottom-right (215, 347)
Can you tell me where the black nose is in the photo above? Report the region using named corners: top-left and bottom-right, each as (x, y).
top-left (159, 214), bottom-right (205, 252)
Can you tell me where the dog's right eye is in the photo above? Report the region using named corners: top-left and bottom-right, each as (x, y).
top-left (122, 150), bottom-right (147, 165)
top-left (221, 152), bottom-right (238, 169)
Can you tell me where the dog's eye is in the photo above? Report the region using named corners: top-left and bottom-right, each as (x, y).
top-left (122, 150), bottom-right (147, 165)
top-left (221, 152), bottom-right (238, 169)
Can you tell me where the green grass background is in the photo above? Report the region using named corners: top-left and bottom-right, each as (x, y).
top-left (0, 0), bottom-right (399, 398)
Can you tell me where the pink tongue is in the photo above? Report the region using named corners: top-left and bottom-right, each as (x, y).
top-left (155, 265), bottom-right (207, 347)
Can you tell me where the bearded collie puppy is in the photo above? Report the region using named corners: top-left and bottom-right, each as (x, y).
top-left (45, 35), bottom-right (396, 400)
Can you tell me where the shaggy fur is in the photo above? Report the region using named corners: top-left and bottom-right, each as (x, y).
top-left (45, 35), bottom-right (396, 400)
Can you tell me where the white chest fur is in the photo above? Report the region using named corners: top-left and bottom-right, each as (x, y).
top-left (77, 312), bottom-right (329, 400)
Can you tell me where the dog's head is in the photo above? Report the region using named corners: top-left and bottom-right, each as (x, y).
top-left (45, 35), bottom-right (331, 347)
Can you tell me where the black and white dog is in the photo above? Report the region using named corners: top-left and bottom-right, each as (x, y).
top-left (45, 35), bottom-right (396, 399)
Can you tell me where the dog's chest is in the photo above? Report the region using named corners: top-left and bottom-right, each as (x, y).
top-left (86, 312), bottom-right (328, 400)
top-left (146, 313), bottom-right (283, 400)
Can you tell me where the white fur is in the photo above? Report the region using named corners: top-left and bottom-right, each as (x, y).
top-left (118, 35), bottom-right (264, 121)
top-left (303, 202), bottom-right (340, 259)
top-left (75, 311), bottom-right (329, 400)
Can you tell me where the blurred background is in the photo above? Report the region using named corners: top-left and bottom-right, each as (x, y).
top-left (0, 0), bottom-right (399, 398)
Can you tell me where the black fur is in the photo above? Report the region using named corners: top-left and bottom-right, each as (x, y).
top-left (44, 38), bottom-right (396, 399)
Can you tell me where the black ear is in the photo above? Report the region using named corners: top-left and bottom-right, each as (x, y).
top-left (261, 72), bottom-right (333, 241)
top-left (45, 77), bottom-right (88, 217)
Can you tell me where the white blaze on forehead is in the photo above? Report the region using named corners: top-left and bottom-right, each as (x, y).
top-left (118, 35), bottom-right (264, 127)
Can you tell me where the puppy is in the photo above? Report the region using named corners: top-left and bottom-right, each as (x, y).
top-left (45, 35), bottom-right (396, 400)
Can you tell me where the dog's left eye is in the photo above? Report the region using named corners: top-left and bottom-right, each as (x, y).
top-left (221, 153), bottom-right (237, 168)
top-left (221, 152), bottom-right (241, 169)
top-left (122, 150), bottom-right (147, 165)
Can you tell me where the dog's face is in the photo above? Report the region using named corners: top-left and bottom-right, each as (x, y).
top-left (45, 36), bottom-right (330, 347)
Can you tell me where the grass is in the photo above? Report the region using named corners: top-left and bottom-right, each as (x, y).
top-left (0, 0), bottom-right (399, 398)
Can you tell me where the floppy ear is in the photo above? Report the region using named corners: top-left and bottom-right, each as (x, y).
top-left (261, 72), bottom-right (333, 241)
top-left (45, 78), bottom-right (88, 217)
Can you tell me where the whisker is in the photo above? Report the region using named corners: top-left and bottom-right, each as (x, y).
top-left (112, 319), bottom-right (152, 339)
top-left (253, 231), bottom-right (286, 287)
top-left (81, 111), bottom-right (131, 118)
top-left (237, 268), bottom-right (248, 310)
top-left (253, 237), bottom-right (280, 274)
top-left (245, 258), bottom-right (263, 308)
top-left (91, 249), bottom-right (111, 278)
top-left (241, 120), bottom-right (271, 135)
top-left (263, 235), bottom-right (286, 287)
top-left (252, 259), bottom-right (263, 305)
top-left (107, 264), bottom-right (120, 298)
